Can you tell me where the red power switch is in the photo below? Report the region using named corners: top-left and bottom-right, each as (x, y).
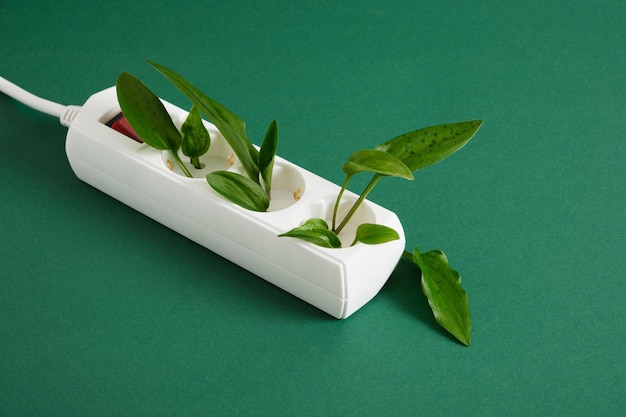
top-left (106, 112), bottom-right (143, 143)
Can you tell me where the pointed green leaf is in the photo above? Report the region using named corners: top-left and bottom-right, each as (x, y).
top-left (342, 149), bottom-right (413, 179)
top-left (376, 120), bottom-right (482, 172)
top-left (206, 171), bottom-right (269, 212)
top-left (412, 247), bottom-right (472, 346)
top-left (116, 71), bottom-right (182, 151)
top-left (148, 61), bottom-right (260, 182)
top-left (297, 218), bottom-right (332, 231)
top-left (181, 105), bottom-right (211, 169)
top-left (351, 223), bottom-right (400, 246)
top-left (259, 119), bottom-right (278, 195)
top-left (278, 218), bottom-right (342, 248)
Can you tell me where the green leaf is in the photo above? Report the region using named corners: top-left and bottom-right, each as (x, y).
top-left (376, 120), bottom-right (482, 172)
top-left (412, 247), bottom-right (472, 346)
top-left (116, 71), bottom-right (182, 152)
top-left (148, 61), bottom-right (260, 182)
top-left (259, 119), bottom-right (278, 196)
top-left (342, 149), bottom-right (413, 180)
top-left (206, 171), bottom-right (269, 212)
top-left (297, 218), bottom-right (332, 231)
top-left (278, 218), bottom-right (342, 249)
top-left (351, 223), bottom-right (400, 246)
top-left (181, 105), bottom-right (211, 169)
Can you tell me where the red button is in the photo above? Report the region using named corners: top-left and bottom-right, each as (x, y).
top-left (107, 113), bottom-right (143, 143)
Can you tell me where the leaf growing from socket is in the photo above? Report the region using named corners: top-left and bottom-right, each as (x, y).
top-left (332, 150), bottom-right (413, 232)
top-left (411, 247), bottom-right (472, 346)
top-left (376, 120), bottom-right (482, 172)
top-left (342, 149), bottom-right (414, 179)
top-left (278, 218), bottom-right (342, 249)
top-left (206, 171), bottom-right (269, 212)
top-left (259, 120), bottom-right (278, 197)
top-left (351, 223), bottom-right (400, 246)
top-left (148, 61), bottom-right (260, 183)
top-left (117, 61), bottom-right (481, 346)
top-left (116, 71), bottom-right (192, 177)
top-left (181, 105), bottom-right (211, 169)
top-left (332, 122), bottom-right (481, 235)
top-left (280, 221), bottom-right (400, 248)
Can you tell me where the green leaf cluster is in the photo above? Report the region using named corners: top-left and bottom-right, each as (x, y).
top-left (279, 219), bottom-right (400, 249)
top-left (116, 62), bottom-right (279, 211)
top-left (282, 119), bottom-right (482, 247)
top-left (116, 71), bottom-right (192, 178)
top-left (332, 120), bottom-right (482, 234)
top-left (149, 61), bottom-right (278, 211)
top-left (148, 61), bottom-right (259, 181)
top-left (115, 61), bottom-right (481, 346)
top-left (279, 120), bottom-right (481, 345)
top-left (116, 72), bottom-right (214, 178)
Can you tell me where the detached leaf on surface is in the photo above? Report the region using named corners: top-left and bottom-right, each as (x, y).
top-left (376, 120), bottom-right (482, 172)
top-left (279, 218), bottom-right (342, 249)
top-left (181, 105), bottom-right (211, 169)
top-left (351, 223), bottom-right (400, 246)
top-left (206, 171), bottom-right (269, 212)
top-left (412, 247), bottom-right (472, 346)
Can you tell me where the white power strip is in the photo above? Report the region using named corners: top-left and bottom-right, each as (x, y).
top-left (2, 80), bottom-right (405, 318)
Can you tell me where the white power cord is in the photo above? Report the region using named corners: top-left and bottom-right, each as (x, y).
top-left (0, 75), bottom-right (81, 127)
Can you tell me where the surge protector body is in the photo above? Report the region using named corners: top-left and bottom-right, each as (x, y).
top-left (64, 86), bottom-right (405, 318)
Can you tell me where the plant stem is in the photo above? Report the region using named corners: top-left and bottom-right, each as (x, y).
top-left (173, 152), bottom-right (193, 178)
top-left (402, 250), bottom-right (413, 261)
top-left (334, 174), bottom-right (381, 235)
top-left (190, 156), bottom-right (202, 170)
top-left (331, 176), bottom-right (351, 231)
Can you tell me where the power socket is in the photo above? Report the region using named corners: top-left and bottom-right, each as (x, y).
top-left (65, 86), bottom-right (405, 318)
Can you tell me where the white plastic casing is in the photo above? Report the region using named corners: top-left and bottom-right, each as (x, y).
top-left (65, 87), bottom-right (405, 318)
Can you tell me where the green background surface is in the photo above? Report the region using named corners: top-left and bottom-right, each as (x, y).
top-left (1, 1), bottom-right (624, 416)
